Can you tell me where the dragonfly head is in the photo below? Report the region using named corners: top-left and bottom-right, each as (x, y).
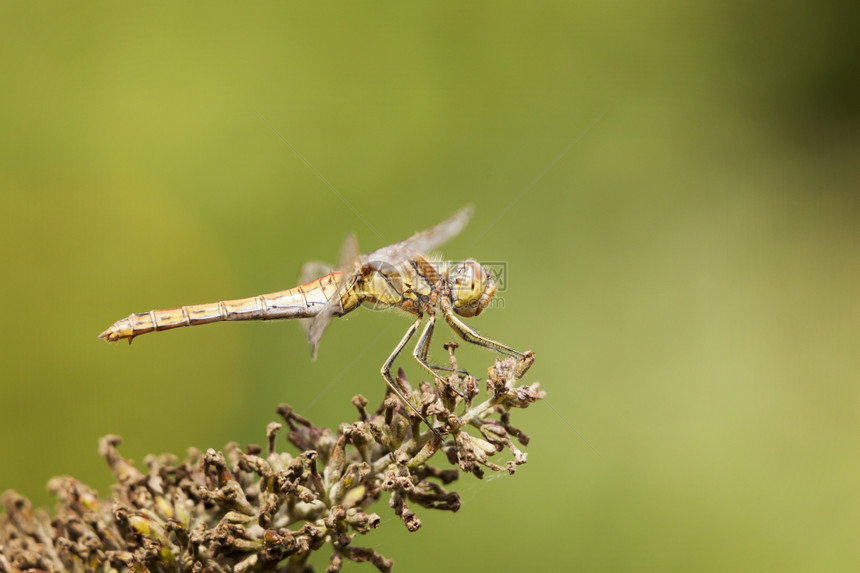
top-left (448, 259), bottom-right (496, 317)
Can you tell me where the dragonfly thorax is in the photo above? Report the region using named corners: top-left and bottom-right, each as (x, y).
top-left (447, 259), bottom-right (496, 318)
top-left (356, 258), bottom-right (437, 314)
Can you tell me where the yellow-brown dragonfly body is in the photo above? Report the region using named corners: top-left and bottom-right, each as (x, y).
top-left (99, 271), bottom-right (348, 343)
top-left (99, 206), bottom-right (524, 438)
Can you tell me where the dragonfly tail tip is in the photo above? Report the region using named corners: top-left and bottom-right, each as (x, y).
top-left (98, 326), bottom-right (123, 343)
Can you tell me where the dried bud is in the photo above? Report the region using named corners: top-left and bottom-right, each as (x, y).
top-left (1, 343), bottom-right (542, 570)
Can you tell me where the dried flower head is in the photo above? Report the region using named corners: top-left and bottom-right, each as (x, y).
top-left (1, 345), bottom-right (542, 572)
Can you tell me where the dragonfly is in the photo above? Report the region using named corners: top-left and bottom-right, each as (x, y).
top-left (99, 206), bottom-right (525, 437)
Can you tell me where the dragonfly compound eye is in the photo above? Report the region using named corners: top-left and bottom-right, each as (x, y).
top-left (449, 259), bottom-right (496, 317)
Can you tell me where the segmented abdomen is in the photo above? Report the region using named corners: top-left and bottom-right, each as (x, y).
top-left (99, 272), bottom-right (357, 343)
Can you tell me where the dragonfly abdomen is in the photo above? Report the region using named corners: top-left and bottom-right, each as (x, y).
top-left (99, 272), bottom-right (356, 343)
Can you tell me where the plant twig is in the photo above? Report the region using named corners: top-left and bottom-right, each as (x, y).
top-left (0, 346), bottom-right (541, 572)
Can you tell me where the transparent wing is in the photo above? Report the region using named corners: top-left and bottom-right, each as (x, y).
top-left (297, 260), bottom-right (335, 338)
top-left (337, 232), bottom-right (361, 270)
top-left (307, 232), bottom-right (361, 357)
top-left (305, 205), bottom-right (473, 356)
top-left (362, 205), bottom-right (473, 265)
top-left (299, 261), bottom-right (334, 286)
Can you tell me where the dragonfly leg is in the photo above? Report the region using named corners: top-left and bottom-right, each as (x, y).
top-left (427, 364), bottom-right (472, 377)
top-left (413, 315), bottom-right (468, 398)
top-left (381, 316), bottom-right (443, 441)
top-left (441, 298), bottom-right (524, 358)
top-left (411, 315), bottom-right (449, 384)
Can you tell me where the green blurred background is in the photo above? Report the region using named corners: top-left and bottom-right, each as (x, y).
top-left (1, 2), bottom-right (857, 571)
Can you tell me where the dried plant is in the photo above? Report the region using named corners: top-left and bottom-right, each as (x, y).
top-left (0, 344), bottom-right (542, 572)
